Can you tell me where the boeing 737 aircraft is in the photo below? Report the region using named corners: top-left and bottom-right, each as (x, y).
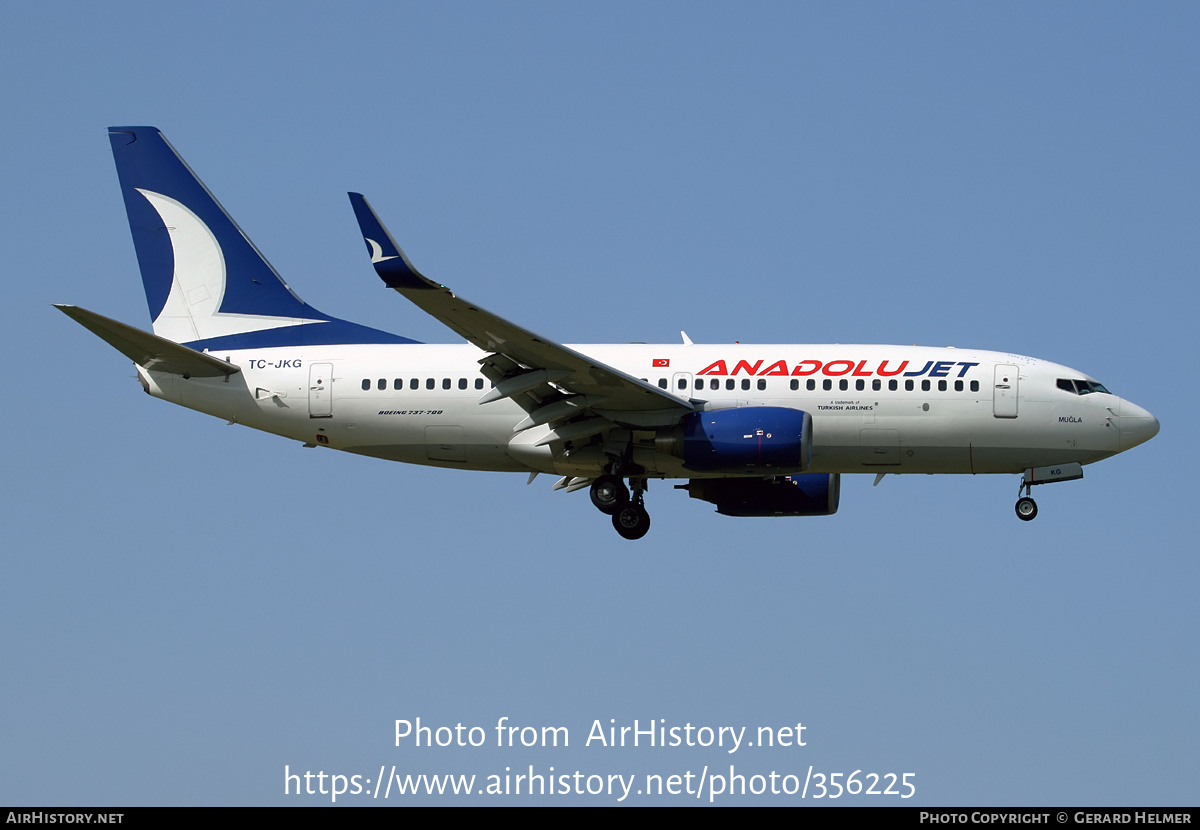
top-left (58, 127), bottom-right (1159, 539)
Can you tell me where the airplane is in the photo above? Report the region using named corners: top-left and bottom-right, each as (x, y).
top-left (58, 126), bottom-right (1160, 540)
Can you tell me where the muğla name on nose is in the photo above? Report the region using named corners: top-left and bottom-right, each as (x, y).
top-left (694, 359), bottom-right (980, 378)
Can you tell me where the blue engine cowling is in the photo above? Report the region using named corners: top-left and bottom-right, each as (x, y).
top-left (679, 474), bottom-right (840, 517)
top-left (680, 407), bottom-right (812, 473)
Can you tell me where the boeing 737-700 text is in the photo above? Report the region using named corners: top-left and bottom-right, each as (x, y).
top-left (58, 127), bottom-right (1159, 539)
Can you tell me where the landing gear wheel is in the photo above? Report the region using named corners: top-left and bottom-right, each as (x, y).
top-left (611, 504), bottom-right (651, 540)
top-left (590, 475), bottom-right (629, 514)
top-left (1015, 497), bottom-right (1038, 522)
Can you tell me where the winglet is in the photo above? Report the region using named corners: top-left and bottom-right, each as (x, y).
top-left (348, 193), bottom-right (437, 291)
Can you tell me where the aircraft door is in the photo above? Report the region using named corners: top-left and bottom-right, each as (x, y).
top-left (993, 364), bottom-right (1018, 418)
top-left (308, 363), bottom-right (333, 418)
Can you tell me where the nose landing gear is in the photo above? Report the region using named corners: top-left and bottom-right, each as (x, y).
top-left (1012, 463), bottom-right (1085, 522)
top-left (1015, 495), bottom-right (1038, 521)
top-left (1014, 477), bottom-right (1039, 522)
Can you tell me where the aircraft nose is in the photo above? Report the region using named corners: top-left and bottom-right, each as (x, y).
top-left (1119, 399), bottom-right (1160, 450)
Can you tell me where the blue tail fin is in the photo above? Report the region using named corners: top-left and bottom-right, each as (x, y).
top-left (108, 126), bottom-right (415, 349)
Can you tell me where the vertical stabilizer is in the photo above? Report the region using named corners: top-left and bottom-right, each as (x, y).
top-left (108, 126), bottom-right (414, 349)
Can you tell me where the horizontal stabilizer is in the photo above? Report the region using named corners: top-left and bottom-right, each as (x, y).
top-left (55, 305), bottom-right (241, 377)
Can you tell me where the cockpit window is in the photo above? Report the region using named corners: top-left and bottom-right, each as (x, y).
top-left (1057, 378), bottom-right (1112, 396)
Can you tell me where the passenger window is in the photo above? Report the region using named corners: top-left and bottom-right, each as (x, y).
top-left (970, 380), bottom-right (979, 392)
top-left (905, 380), bottom-right (914, 391)
top-left (856, 379), bottom-right (865, 391)
top-left (361, 379), bottom-right (370, 391)
top-left (658, 378), bottom-right (667, 389)
top-left (823, 379), bottom-right (832, 391)
top-left (872, 379), bottom-right (881, 391)
top-left (938, 380), bottom-right (947, 392)
top-left (678, 379), bottom-right (687, 390)
top-left (410, 378), bottom-right (419, 390)
top-left (458, 378), bottom-right (467, 390)
top-left (475, 378), bottom-right (484, 390)
top-left (377, 379), bottom-right (386, 391)
top-left (695, 379), bottom-right (704, 390)
top-left (426, 378), bottom-right (435, 390)
top-left (790, 379), bottom-right (799, 391)
top-left (807, 379), bottom-right (816, 391)
top-left (889, 379), bottom-right (898, 391)
top-left (394, 379), bottom-right (403, 390)
top-left (726, 379), bottom-right (735, 391)
top-left (839, 379), bottom-right (848, 391)
top-left (921, 380), bottom-right (930, 392)
top-left (442, 378), bottom-right (451, 390)
top-left (741, 379), bottom-right (751, 391)
top-left (954, 380), bottom-right (963, 392)
top-left (757, 379), bottom-right (767, 391)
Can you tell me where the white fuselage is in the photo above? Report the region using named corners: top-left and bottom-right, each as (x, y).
top-left (136, 342), bottom-right (1157, 480)
top-left (84, 126), bottom-right (1161, 535)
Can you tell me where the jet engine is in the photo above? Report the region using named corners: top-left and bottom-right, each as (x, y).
top-left (656, 407), bottom-right (812, 474)
top-left (679, 474), bottom-right (841, 517)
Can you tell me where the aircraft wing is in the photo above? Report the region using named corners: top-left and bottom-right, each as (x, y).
top-left (348, 193), bottom-right (692, 421)
top-left (56, 304), bottom-right (241, 377)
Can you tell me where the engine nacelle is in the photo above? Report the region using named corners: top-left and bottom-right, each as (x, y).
top-left (680, 474), bottom-right (840, 517)
top-left (657, 407), bottom-right (812, 474)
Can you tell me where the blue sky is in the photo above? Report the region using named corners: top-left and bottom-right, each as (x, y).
top-left (2, 2), bottom-right (1195, 805)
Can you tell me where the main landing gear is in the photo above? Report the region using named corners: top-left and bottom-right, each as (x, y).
top-left (590, 473), bottom-right (651, 540)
